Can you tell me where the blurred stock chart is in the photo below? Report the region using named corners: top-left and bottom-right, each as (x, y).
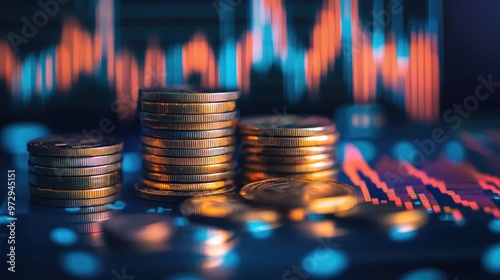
top-left (1, 1), bottom-right (500, 279)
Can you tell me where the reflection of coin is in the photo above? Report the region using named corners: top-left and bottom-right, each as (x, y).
top-left (244, 160), bottom-right (335, 173)
top-left (240, 178), bottom-right (357, 214)
top-left (141, 120), bottom-right (235, 131)
top-left (244, 153), bottom-right (332, 164)
top-left (141, 135), bottom-right (234, 149)
top-left (29, 172), bottom-right (121, 189)
top-left (139, 111), bottom-right (238, 123)
top-left (140, 88), bottom-right (239, 103)
top-left (29, 162), bottom-right (122, 176)
top-left (143, 154), bottom-right (232, 165)
top-left (143, 170), bottom-right (233, 183)
top-left (31, 193), bottom-right (120, 208)
top-left (243, 146), bottom-right (335, 156)
top-left (141, 178), bottom-right (233, 191)
top-left (180, 194), bottom-right (280, 225)
top-left (30, 184), bottom-right (121, 199)
top-left (29, 153), bottom-right (122, 167)
top-left (141, 101), bottom-right (236, 114)
top-left (102, 214), bottom-right (172, 245)
top-left (242, 134), bottom-right (338, 147)
top-left (135, 182), bottom-right (235, 203)
top-left (239, 115), bottom-right (335, 136)
top-left (143, 162), bottom-right (235, 174)
top-left (28, 135), bottom-right (123, 157)
top-left (142, 127), bottom-right (235, 139)
top-left (242, 169), bottom-right (338, 182)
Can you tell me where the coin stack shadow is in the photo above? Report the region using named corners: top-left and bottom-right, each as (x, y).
top-left (239, 115), bottom-right (339, 183)
top-left (28, 135), bottom-right (123, 208)
top-left (137, 88), bottom-right (239, 202)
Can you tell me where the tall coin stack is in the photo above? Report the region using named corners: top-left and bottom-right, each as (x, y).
top-left (239, 115), bottom-right (339, 183)
top-left (136, 88), bottom-right (239, 202)
top-left (28, 135), bottom-right (123, 207)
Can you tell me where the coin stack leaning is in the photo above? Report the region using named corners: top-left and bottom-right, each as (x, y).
top-left (239, 115), bottom-right (339, 183)
top-left (137, 88), bottom-right (239, 202)
top-left (28, 135), bottom-right (123, 207)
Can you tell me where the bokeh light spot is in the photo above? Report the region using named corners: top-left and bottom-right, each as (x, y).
top-left (301, 248), bottom-right (348, 278)
top-left (50, 227), bottom-right (77, 246)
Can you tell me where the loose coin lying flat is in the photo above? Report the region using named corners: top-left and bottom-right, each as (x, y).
top-left (180, 194), bottom-right (280, 225)
top-left (139, 111), bottom-right (238, 123)
top-left (30, 184), bottom-right (121, 199)
top-left (143, 162), bottom-right (235, 175)
top-left (141, 120), bottom-right (235, 131)
top-left (135, 182), bottom-right (235, 203)
top-left (29, 162), bottom-right (122, 176)
top-left (29, 153), bottom-right (122, 167)
top-left (240, 178), bottom-right (357, 214)
top-left (142, 146), bottom-right (234, 158)
top-left (141, 178), bottom-right (233, 191)
top-left (140, 101), bottom-right (236, 114)
top-left (140, 88), bottom-right (239, 103)
top-left (28, 135), bottom-right (123, 157)
top-left (31, 193), bottom-right (120, 208)
top-left (242, 134), bottom-right (338, 147)
top-left (141, 135), bottom-right (234, 149)
top-left (239, 115), bottom-right (336, 137)
top-left (142, 127), bottom-right (235, 139)
top-left (144, 171), bottom-right (233, 183)
top-left (143, 154), bottom-right (233, 165)
top-left (29, 172), bottom-right (122, 189)
top-left (244, 160), bottom-right (336, 173)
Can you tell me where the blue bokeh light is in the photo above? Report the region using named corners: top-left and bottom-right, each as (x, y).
top-left (393, 141), bottom-right (417, 163)
top-left (491, 219), bottom-right (500, 234)
top-left (483, 244), bottom-right (500, 274)
top-left (399, 268), bottom-right (445, 280)
top-left (175, 217), bottom-right (189, 227)
top-left (105, 200), bottom-right (126, 210)
top-left (50, 227), bottom-right (78, 246)
top-left (1, 123), bottom-right (50, 154)
top-left (301, 248), bottom-right (348, 278)
top-left (122, 152), bottom-right (142, 172)
top-left (60, 251), bottom-right (101, 278)
top-left (444, 140), bottom-right (465, 163)
top-left (168, 274), bottom-right (203, 280)
top-left (246, 220), bottom-right (273, 239)
top-left (389, 226), bottom-right (417, 242)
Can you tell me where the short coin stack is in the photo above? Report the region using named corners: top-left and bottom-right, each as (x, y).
top-left (239, 115), bottom-right (339, 183)
top-left (28, 135), bottom-right (123, 207)
top-left (137, 88), bottom-right (239, 202)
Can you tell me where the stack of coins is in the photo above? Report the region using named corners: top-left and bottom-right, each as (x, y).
top-left (239, 115), bottom-right (339, 183)
top-left (28, 135), bottom-right (123, 207)
top-left (136, 88), bottom-right (239, 202)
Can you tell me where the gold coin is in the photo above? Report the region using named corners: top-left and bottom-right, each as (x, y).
top-left (28, 135), bottom-right (123, 157)
top-left (31, 193), bottom-right (120, 208)
top-left (335, 204), bottom-right (428, 230)
top-left (143, 154), bottom-right (233, 166)
top-left (244, 160), bottom-right (335, 173)
top-left (142, 145), bottom-right (234, 158)
top-left (242, 169), bottom-right (338, 182)
top-left (142, 127), bottom-right (235, 139)
top-left (140, 101), bottom-right (236, 114)
top-left (135, 182), bottom-right (235, 203)
top-left (28, 162), bottom-right (122, 176)
top-left (29, 172), bottom-right (122, 189)
top-left (240, 178), bottom-right (357, 214)
top-left (141, 178), bottom-right (233, 191)
top-left (140, 88), bottom-right (240, 103)
top-left (179, 194), bottom-right (280, 225)
top-left (141, 135), bottom-right (234, 149)
top-left (29, 153), bottom-right (122, 167)
top-left (141, 120), bottom-right (235, 130)
top-left (242, 134), bottom-right (338, 147)
top-left (144, 170), bottom-right (233, 183)
top-left (244, 153), bottom-right (333, 164)
top-left (30, 184), bottom-right (121, 199)
top-left (243, 145), bottom-right (335, 156)
top-left (139, 111), bottom-right (238, 123)
top-left (143, 161), bottom-right (235, 174)
top-left (239, 115), bottom-right (336, 137)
